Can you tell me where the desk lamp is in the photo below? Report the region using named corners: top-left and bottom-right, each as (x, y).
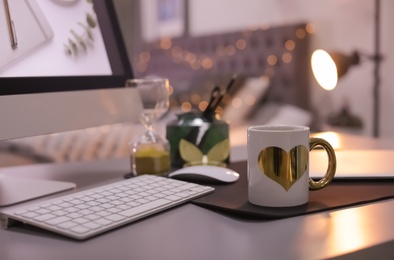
top-left (310, 0), bottom-right (382, 137)
top-left (311, 50), bottom-right (360, 91)
top-left (311, 49), bottom-right (363, 131)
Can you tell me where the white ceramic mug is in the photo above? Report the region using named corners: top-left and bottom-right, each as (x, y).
top-left (247, 125), bottom-right (336, 207)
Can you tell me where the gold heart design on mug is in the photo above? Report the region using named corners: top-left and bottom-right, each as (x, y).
top-left (258, 145), bottom-right (308, 191)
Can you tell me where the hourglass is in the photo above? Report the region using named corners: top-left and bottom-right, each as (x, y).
top-left (127, 78), bottom-right (171, 175)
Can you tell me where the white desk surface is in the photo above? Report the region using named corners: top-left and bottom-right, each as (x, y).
top-left (1, 132), bottom-right (394, 259)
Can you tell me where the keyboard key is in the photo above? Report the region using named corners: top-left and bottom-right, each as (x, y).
top-left (27, 206), bottom-right (40, 211)
top-left (75, 204), bottom-right (89, 210)
top-left (116, 204), bottom-right (132, 210)
top-left (106, 195), bottom-right (119, 201)
top-left (96, 198), bottom-right (110, 204)
top-left (52, 210), bottom-right (68, 216)
top-left (46, 216), bottom-right (71, 226)
top-left (34, 214), bottom-right (56, 222)
top-left (80, 197), bottom-right (94, 202)
top-left (164, 195), bottom-right (182, 202)
top-left (107, 208), bottom-right (122, 214)
top-left (131, 195), bottom-right (142, 200)
top-left (89, 194), bottom-right (104, 199)
top-left (59, 202), bottom-right (73, 208)
top-left (96, 211), bottom-right (111, 217)
top-left (105, 214), bottom-right (125, 222)
top-left (64, 207), bottom-right (79, 213)
top-left (83, 222), bottom-right (101, 230)
top-left (14, 209), bottom-right (28, 216)
top-left (135, 199), bottom-right (150, 204)
top-left (68, 199), bottom-right (84, 205)
top-left (119, 199), bottom-right (171, 218)
top-left (78, 209), bottom-right (94, 215)
top-left (39, 203), bottom-right (53, 208)
top-left (58, 221), bottom-right (78, 230)
top-left (99, 191), bottom-right (112, 196)
top-left (84, 214), bottom-right (100, 221)
top-left (21, 212), bottom-right (39, 219)
top-left (126, 201), bottom-right (141, 207)
top-left (109, 201), bottom-right (123, 206)
top-left (67, 213), bottom-right (83, 219)
top-left (178, 183), bottom-right (199, 190)
top-left (100, 203), bottom-right (114, 209)
top-left (47, 205), bottom-right (62, 211)
top-left (94, 219), bottom-right (112, 226)
top-left (119, 197), bottom-right (132, 203)
top-left (73, 218), bottom-right (89, 224)
top-left (70, 226), bottom-right (90, 234)
top-left (89, 206), bottom-right (104, 212)
top-left (144, 196), bottom-right (158, 201)
top-left (86, 201), bottom-right (100, 207)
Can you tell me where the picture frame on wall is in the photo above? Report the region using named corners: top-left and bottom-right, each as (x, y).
top-left (140, 0), bottom-right (187, 42)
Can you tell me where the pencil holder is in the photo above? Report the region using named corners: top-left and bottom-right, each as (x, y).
top-left (166, 111), bottom-right (230, 168)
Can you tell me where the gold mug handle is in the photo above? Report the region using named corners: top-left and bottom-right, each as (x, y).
top-left (308, 137), bottom-right (337, 190)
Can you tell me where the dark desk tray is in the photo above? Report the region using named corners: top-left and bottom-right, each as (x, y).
top-left (192, 161), bottom-right (394, 219)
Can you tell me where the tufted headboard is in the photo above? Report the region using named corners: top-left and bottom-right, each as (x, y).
top-left (135, 23), bottom-right (312, 113)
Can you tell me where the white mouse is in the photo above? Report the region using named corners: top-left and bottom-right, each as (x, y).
top-left (168, 165), bottom-right (240, 184)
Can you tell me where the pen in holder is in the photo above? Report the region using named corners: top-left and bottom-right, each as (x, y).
top-left (202, 75), bottom-right (237, 121)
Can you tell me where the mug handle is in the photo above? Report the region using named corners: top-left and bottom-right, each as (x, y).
top-left (308, 137), bottom-right (337, 190)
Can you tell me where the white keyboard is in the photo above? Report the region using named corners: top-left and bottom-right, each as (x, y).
top-left (1, 175), bottom-right (214, 240)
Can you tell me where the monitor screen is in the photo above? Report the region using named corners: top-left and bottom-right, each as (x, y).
top-left (0, 0), bottom-right (132, 93)
top-left (0, 0), bottom-right (142, 141)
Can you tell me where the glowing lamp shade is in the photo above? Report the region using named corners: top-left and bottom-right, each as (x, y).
top-left (311, 49), bottom-right (360, 91)
top-left (311, 49), bottom-right (338, 91)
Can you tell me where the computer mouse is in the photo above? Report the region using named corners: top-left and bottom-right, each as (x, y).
top-left (168, 165), bottom-right (240, 184)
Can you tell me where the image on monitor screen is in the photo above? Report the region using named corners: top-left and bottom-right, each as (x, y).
top-left (1, 0), bottom-right (111, 77)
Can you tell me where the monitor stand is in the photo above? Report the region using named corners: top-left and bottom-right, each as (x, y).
top-left (0, 175), bottom-right (75, 207)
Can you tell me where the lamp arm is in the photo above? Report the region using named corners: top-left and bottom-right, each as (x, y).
top-left (356, 50), bottom-right (383, 62)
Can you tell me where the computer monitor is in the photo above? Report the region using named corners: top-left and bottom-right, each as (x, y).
top-left (0, 0), bottom-right (142, 206)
